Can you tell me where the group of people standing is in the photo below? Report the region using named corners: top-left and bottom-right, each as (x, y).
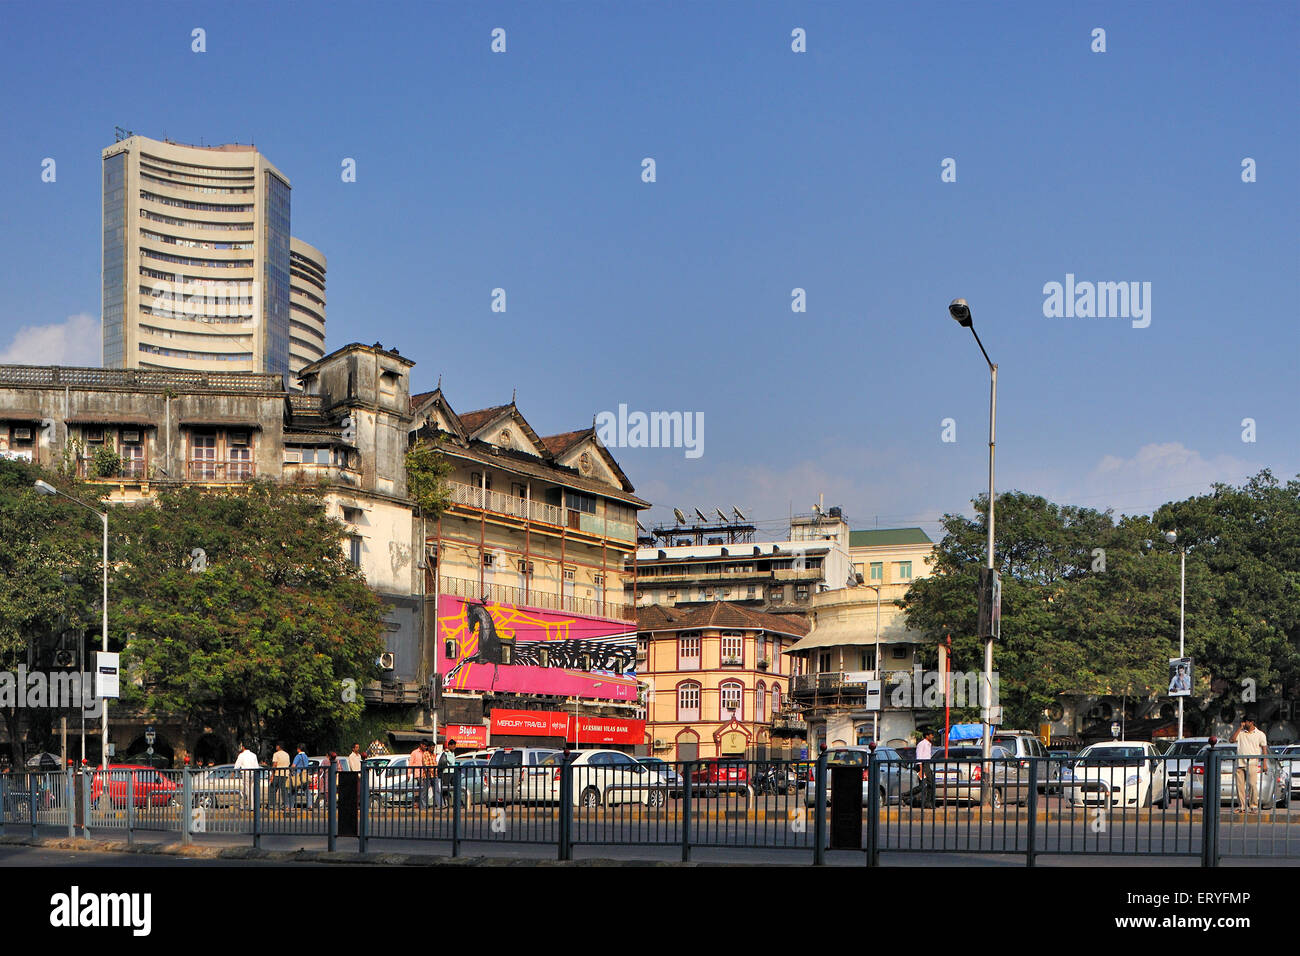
top-left (407, 738), bottom-right (458, 810)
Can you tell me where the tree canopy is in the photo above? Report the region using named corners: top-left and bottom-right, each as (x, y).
top-left (900, 472), bottom-right (1300, 731)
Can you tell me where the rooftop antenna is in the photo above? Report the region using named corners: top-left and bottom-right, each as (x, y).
top-left (732, 506), bottom-right (747, 521)
top-left (694, 509), bottom-right (708, 523)
top-left (715, 508), bottom-right (728, 523)
top-left (673, 508), bottom-right (687, 525)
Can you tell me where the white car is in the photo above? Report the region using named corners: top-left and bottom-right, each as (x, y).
top-left (1062, 741), bottom-right (1168, 808)
top-left (1271, 744), bottom-right (1300, 798)
top-left (520, 749), bottom-right (668, 808)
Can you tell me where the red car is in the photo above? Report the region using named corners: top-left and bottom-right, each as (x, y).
top-left (689, 759), bottom-right (749, 796)
top-left (91, 766), bottom-right (179, 809)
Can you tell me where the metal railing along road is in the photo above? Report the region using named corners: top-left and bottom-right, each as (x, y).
top-left (0, 753), bottom-right (1295, 865)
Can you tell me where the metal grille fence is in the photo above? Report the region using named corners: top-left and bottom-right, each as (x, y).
top-left (0, 752), bottom-right (1295, 865)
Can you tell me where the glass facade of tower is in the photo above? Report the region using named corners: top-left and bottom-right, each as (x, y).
top-left (263, 171), bottom-right (292, 377)
top-left (102, 153), bottom-right (127, 367)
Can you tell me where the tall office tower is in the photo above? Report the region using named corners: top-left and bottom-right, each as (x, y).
top-left (101, 134), bottom-right (299, 376)
top-left (289, 237), bottom-right (327, 374)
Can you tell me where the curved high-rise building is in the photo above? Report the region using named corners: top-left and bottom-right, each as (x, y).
top-left (101, 134), bottom-right (293, 376)
top-left (289, 237), bottom-right (327, 374)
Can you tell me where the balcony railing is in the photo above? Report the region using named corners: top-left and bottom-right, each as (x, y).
top-left (187, 460), bottom-right (256, 482)
top-left (770, 712), bottom-right (809, 733)
top-left (439, 575), bottom-right (635, 622)
top-left (76, 457), bottom-right (148, 481)
top-left (446, 480), bottom-right (636, 542)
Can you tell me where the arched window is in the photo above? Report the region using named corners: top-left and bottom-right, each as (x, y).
top-left (720, 681), bottom-right (743, 720)
top-left (756, 682), bottom-right (767, 722)
top-left (677, 681), bottom-right (701, 722)
top-left (771, 684), bottom-right (781, 715)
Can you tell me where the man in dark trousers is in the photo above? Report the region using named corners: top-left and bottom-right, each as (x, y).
top-left (914, 730), bottom-right (936, 807)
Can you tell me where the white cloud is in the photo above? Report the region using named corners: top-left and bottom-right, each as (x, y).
top-left (1069, 442), bottom-right (1263, 515)
top-left (0, 313), bottom-right (101, 367)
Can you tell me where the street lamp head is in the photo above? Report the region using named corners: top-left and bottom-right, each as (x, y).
top-left (948, 298), bottom-right (973, 328)
top-left (33, 480), bottom-right (57, 496)
top-left (1164, 531), bottom-right (1177, 545)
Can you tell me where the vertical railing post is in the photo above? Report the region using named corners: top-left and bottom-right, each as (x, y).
top-left (1201, 750), bottom-right (1219, 868)
top-left (126, 773), bottom-right (135, 845)
top-left (681, 761), bottom-right (692, 863)
top-left (81, 766), bottom-right (91, 839)
top-left (558, 759), bottom-right (573, 861)
top-left (252, 769), bottom-right (262, 849)
top-left (813, 752), bottom-right (828, 866)
top-left (29, 773), bottom-right (38, 840)
top-left (181, 766), bottom-right (193, 846)
top-left (327, 762), bottom-right (337, 853)
top-left (866, 754), bottom-right (880, 867)
top-left (358, 763), bottom-right (369, 854)
top-left (451, 766), bottom-right (462, 858)
top-left (65, 768), bottom-right (75, 840)
top-left (0, 769), bottom-right (7, 836)
top-left (1026, 759), bottom-right (1039, 867)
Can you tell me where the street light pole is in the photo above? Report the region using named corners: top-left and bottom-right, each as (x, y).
top-left (867, 585), bottom-right (881, 744)
top-left (34, 480), bottom-right (110, 769)
top-left (948, 299), bottom-right (997, 780)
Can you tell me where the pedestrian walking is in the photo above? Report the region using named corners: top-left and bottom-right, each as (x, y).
top-left (288, 743), bottom-right (309, 811)
top-left (915, 730), bottom-right (936, 808)
top-left (270, 742), bottom-right (291, 809)
top-left (347, 744), bottom-right (363, 773)
top-left (437, 739), bottom-right (457, 808)
top-left (234, 742), bottom-right (259, 808)
top-left (1230, 717), bottom-right (1269, 813)
top-left (408, 740), bottom-right (430, 810)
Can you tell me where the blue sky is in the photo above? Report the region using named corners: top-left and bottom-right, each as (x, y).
top-left (1, 1), bottom-right (1296, 538)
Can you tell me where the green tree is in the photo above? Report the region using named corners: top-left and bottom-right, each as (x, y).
top-left (0, 460), bottom-right (100, 766)
top-left (110, 481), bottom-right (386, 754)
top-left (405, 437), bottom-right (452, 517)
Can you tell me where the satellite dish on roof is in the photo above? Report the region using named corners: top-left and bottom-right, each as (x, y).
top-left (733, 507), bottom-right (747, 521)
top-left (694, 509), bottom-right (708, 522)
top-left (673, 508), bottom-right (687, 525)
top-left (715, 508), bottom-right (728, 522)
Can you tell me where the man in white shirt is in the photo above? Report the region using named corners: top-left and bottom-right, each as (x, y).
top-left (347, 744), bottom-right (363, 773)
top-left (233, 743), bottom-right (260, 807)
top-left (915, 731), bottom-right (935, 807)
top-left (1230, 718), bottom-right (1269, 812)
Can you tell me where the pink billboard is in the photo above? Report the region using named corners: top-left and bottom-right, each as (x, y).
top-left (437, 596), bottom-right (639, 702)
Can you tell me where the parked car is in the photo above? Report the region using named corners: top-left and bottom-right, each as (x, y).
top-left (91, 766), bottom-right (179, 809)
top-left (1275, 744), bottom-right (1300, 799)
top-left (804, 746), bottom-right (921, 807)
top-left (191, 764), bottom-right (258, 809)
top-left (521, 750), bottom-right (667, 808)
top-left (634, 757), bottom-right (683, 795)
top-left (925, 746), bottom-right (1031, 808)
top-left (483, 748), bottom-right (560, 805)
top-left (690, 758), bottom-right (749, 796)
top-left (989, 731), bottom-right (1052, 792)
top-left (1062, 741), bottom-right (1168, 808)
top-left (1046, 749), bottom-right (1076, 794)
top-left (1182, 744), bottom-right (1290, 810)
top-left (1160, 738), bottom-right (1213, 801)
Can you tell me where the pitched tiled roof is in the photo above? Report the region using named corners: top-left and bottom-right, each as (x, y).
top-left (541, 429), bottom-right (587, 457)
top-left (636, 601), bottom-right (809, 638)
top-left (409, 390), bottom-right (439, 412)
top-left (459, 404), bottom-right (513, 434)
